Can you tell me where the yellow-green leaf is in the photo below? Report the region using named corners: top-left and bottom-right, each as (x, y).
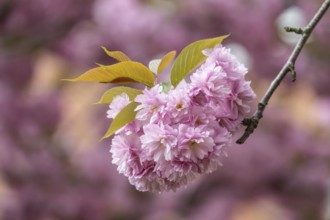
top-left (157, 50), bottom-right (176, 74)
top-left (101, 102), bottom-right (139, 140)
top-left (65, 61), bottom-right (155, 87)
top-left (96, 86), bottom-right (143, 104)
top-left (102, 47), bottom-right (131, 62)
top-left (170, 35), bottom-right (229, 87)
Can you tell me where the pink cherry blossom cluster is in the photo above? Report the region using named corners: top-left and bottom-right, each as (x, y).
top-left (108, 45), bottom-right (256, 192)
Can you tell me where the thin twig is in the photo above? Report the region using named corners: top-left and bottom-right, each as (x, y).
top-left (237, 0), bottom-right (330, 144)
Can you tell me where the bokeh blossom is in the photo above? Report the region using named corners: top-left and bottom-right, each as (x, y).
top-left (109, 44), bottom-right (256, 192)
top-left (1, 0), bottom-right (330, 219)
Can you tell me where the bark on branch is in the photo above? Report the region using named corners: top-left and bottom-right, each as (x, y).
top-left (237, 0), bottom-right (330, 144)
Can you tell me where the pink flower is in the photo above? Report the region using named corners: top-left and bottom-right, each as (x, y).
top-left (177, 125), bottom-right (215, 162)
top-left (110, 133), bottom-right (143, 177)
top-left (166, 82), bottom-right (191, 115)
top-left (203, 45), bottom-right (248, 79)
top-left (190, 45), bottom-right (256, 131)
top-left (106, 93), bottom-right (130, 119)
top-left (190, 62), bottom-right (231, 102)
top-left (140, 124), bottom-right (177, 161)
top-left (108, 44), bottom-right (255, 192)
top-left (163, 81), bottom-right (192, 124)
top-left (135, 84), bottom-right (167, 123)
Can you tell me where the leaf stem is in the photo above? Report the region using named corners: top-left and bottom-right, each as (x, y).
top-left (236, 0), bottom-right (330, 144)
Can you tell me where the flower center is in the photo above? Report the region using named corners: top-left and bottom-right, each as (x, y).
top-left (176, 102), bottom-right (183, 110)
top-left (189, 140), bottom-right (198, 149)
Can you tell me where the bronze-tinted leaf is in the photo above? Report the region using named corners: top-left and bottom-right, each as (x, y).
top-left (157, 50), bottom-right (176, 74)
top-left (65, 61), bottom-right (155, 87)
top-left (102, 47), bottom-right (131, 62)
top-left (148, 51), bottom-right (176, 75)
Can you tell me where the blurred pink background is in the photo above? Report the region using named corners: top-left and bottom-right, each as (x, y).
top-left (0, 0), bottom-right (330, 219)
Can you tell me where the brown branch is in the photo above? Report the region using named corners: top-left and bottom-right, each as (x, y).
top-left (236, 0), bottom-right (330, 144)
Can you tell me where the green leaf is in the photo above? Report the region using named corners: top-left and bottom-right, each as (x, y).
top-left (161, 82), bottom-right (172, 94)
top-left (102, 47), bottom-right (131, 62)
top-left (96, 86), bottom-right (142, 104)
top-left (170, 35), bottom-right (229, 87)
top-left (65, 61), bottom-right (155, 87)
top-left (101, 102), bottom-right (139, 140)
top-left (148, 51), bottom-right (176, 75)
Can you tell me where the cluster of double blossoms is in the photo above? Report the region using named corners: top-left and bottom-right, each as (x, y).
top-left (108, 45), bottom-right (256, 192)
